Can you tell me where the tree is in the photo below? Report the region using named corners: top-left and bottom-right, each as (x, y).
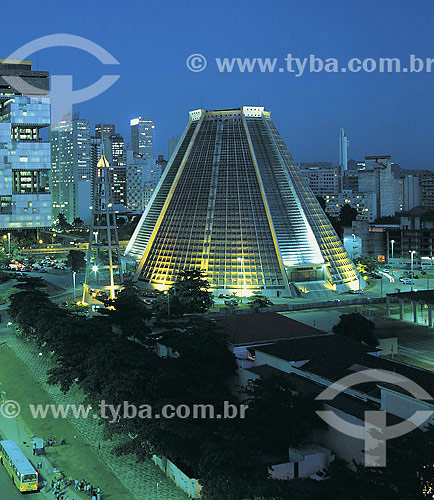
top-left (54, 213), bottom-right (71, 232)
top-left (14, 276), bottom-right (46, 291)
top-left (355, 255), bottom-right (379, 274)
top-left (248, 292), bottom-right (273, 312)
top-left (0, 250), bottom-right (9, 269)
top-left (152, 292), bottom-right (185, 319)
top-left (172, 270), bottom-right (214, 314)
top-left (243, 373), bottom-right (324, 456)
top-left (72, 217), bottom-right (84, 228)
top-left (332, 312), bottom-right (378, 346)
top-left (102, 283), bottom-right (153, 344)
top-left (66, 249), bottom-right (86, 272)
top-left (339, 204), bottom-right (358, 227)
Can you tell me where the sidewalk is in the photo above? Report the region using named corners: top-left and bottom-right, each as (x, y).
top-left (0, 317), bottom-right (188, 500)
top-left (0, 409), bottom-right (93, 500)
top-left (0, 343), bottom-right (134, 500)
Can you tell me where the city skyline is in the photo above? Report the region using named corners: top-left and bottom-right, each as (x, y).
top-left (1, 0), bottom-right (432, 170)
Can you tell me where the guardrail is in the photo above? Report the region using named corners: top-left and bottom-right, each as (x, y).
top-left (209, 296), bottom-right (386, 318)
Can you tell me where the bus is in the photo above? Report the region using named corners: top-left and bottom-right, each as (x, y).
top-left (0, 440), bottom-right (39, 492)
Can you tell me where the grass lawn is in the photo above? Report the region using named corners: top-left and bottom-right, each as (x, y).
top-left (0, 344), bottom-right (135, 500)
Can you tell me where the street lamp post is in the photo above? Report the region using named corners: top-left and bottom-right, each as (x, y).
top-left (390, 239), bottom-right (395, 260)
top-left (409, 250), bottom-right (416, 291)
top-left (7, 232), bottom-right (10, 257)
top-left (72, 271), bottom-right (76, 301)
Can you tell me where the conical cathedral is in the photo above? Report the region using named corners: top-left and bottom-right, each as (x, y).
top-left (125, 107), bottom-right (363, 297)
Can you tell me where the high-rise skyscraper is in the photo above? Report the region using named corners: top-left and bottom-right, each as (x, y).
top-left (130, 117), bottom-right (154, 159)
top-left (339, 128), bottom-right (349, 171)
top-left (358, 156), bottom-right (395, 217)
top-left (126, 107), bottom-right (362, 296)
top-left (0, 59), bottom-right (51, 229)
top-left (94, 123), bottom-right (115, 139)
top-left (50, 115), bottom-right (91, 223)
top-left (125, 151), bottom-right (163, 212)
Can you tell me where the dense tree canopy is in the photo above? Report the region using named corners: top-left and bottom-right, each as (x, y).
top-left (332, 312), bottom-right (378, 346)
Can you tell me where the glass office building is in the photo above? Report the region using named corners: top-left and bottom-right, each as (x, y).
top-left (126, 107), bottom-right (362, 296)
top-left (130, 117), bottom-right (154, 160)
top-left (0, 59), bottom-right (51, 229)
top-left (50, 116), bottom-right (91, 223)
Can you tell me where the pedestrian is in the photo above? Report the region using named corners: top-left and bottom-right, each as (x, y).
top-left (74, 479), bottom-right (78, 490)
top-left (32, 442), bottom-right (36, 455)
top-left (87, 483), bottom-right (91, 495)
top-left (60, 437), bottom-right (66, 445)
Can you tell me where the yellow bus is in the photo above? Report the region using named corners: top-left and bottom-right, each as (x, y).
top-left (0, 440), bottom-right (39, 492)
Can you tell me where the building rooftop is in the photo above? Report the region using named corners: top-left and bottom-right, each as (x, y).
top-left (245, 365), bottom-right (396, 422)
top-left (255, 333), bottom-right (378, 363)
top-left (217, 312), bottom-right (327, 346)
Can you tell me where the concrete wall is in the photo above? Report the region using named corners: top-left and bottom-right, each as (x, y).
top-left (381, 388), bottom-right (434, 424)
top-left (152, 455), bottom-right (201, 498)
top-left (269, 448), bottom-right (331, 479)
top-left (316, 404), bottom-right (366, 467)
top-left (378, 337), bottom-right (398, 356)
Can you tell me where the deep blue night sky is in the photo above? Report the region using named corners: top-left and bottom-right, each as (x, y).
top-left (5, 0), bottom-right (434, 168)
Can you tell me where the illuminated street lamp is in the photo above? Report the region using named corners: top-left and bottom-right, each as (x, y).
top-left (390, 239), bottom-right (395, 260)
top-left (3, 233), bottom-right (10, 256)
top-left (72, 271), bottom-right (77, 301)
top-left (92, 264), bottom-right (99, 286)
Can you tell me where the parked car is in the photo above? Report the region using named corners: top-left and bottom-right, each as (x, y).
top-left (224, 299), bottom-right (239, 307)
top-left (218, 294), bottom-right (231, 299)
top-left (349, 289), bottom-right (364, 294)
top-left (310, 469), bottom-right (329, 481)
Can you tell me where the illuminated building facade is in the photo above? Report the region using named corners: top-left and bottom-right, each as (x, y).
top-left (130, 117), bottom-right (154, 160)
top-left (50, 115), bottom-right (91, 223)
top-left (0, 59), bottom-right (51, 229)
top-left (126, 107), bottom-right (362, 296)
